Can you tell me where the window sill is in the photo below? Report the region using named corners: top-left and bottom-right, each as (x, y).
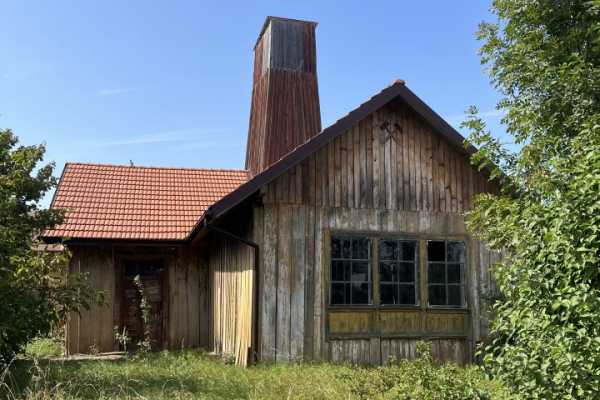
top-left (327, 304), bottom-right (469, 313)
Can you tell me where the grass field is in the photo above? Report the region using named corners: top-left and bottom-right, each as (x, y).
top-left (1, 344), bottom-right (516, 399)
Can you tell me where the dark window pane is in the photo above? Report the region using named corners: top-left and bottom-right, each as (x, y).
top-left (342, 239), bottom-right (352, 259)
top-left (428, 263), bottom-right (445, 284)
top-left (379, 261), bottom-right (397, 282)
top-left (380, 240), bottom-right (398, 260)
top-left (447, 241), bottom-right (466, 262)
top-left (331, 260), bottom-right (345, 281)
top-left (380, 283), bottom-right (397, 305)
top-left (428, 241), bottom-right (445, 262)
top-left (398, 284), bottom-right (416, 305)
top-left (448, 285), bottom-right (462, 306)
top-left (352, 261), bottom-right (369, 282)
top-left (448, 263), bottom-right (462, 284)
top-left (352, 238), bottom-right (370, 259)
top-left (429, 285), bottom-right (446, 305)
top-left (351, 282), bottom-right (370, 304)
top-left (399, 241), bottom-right (416, 261)
top-left (331, 237), bottom-right (342, 259)
top-left (331, 283), bottom-right (346, 304)
top-left (398, 262), bottom-right (415, 283)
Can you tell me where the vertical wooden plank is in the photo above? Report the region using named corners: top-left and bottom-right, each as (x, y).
top-left (426, 127), bottom-right (434, 212)
top-left (313, 208), bottom-right (325, 360)
top-left (276, 206), bottom-right (292, 361)
top-left (304, 205), bottom-right (316, 360)
top-left (370, 337), bottom-right (382, 365)
top-left (353, 125), bottom-right (361, 208)
top-left (328, 141), bottom-right (336, 207)
top-left (414, 115), bottom-right (422, 211)
top-left (290, 205), bottom-right (306, 360)
top-left (372, 110), bottom-right (381, 209)
top-left (442, 141), bottom-right (456, 212)
top-left (347, 126), bottom-right (355, 209)
top-left (340, 132), bottom-right (348, 208)
top-left (389, 110), bottom-right (397, 210)
top-left (365, 115), bottom-right (374, 208)
top-left (261, 206), bottom-right (278, 360)
top-left (359, 120), bottom-right (368, 208)
top-left (334, 136), bottom-right (342, 207)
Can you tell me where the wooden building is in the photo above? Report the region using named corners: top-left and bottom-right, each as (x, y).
top-left (44, 16), bottom-right (498, 366)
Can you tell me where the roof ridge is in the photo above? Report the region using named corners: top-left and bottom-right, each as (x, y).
top-left (65, 162), bottom-right (248, 173)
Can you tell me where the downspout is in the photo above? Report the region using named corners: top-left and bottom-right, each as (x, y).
top-left (206, 224), bottom-right (260, 364)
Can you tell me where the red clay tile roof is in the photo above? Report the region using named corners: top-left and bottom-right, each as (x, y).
top-left (44, 163), bottom-right (248, 241)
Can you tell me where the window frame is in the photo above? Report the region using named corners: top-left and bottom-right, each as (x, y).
top-left (378, 238), bottom-right (420, 307)
top-left (426, 240), bottom-right (467, 309)
top-left (329, 235), bottom-right (373, 306)
top-left (327, 231), bottom-right (469, 311)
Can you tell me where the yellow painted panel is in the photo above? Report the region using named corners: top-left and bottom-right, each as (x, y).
top-left (425, 312), bottom-right (469, 335)
top-left (379, 310), bottom-right (422, 335)
top-left (328, 311), bottom-right (372, 335)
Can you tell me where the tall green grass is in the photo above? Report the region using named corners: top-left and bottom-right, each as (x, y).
top-left (1, 349), bottom-right (517, 399)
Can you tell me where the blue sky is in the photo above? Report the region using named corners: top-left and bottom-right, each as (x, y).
top-left (1, 1), bottom-right (504, 198)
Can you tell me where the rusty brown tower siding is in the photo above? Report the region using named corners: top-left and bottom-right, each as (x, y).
top-left (245, 17), bottom-right (322, 177)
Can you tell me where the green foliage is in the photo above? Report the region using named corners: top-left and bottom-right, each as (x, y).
top-left (338, 342), bottom-right (516, 400)
top-left (0, 349), bottom-right (515, 400)
top-left (132, 275), bottom-right (153, 354)
top-left (113, 326), bottom-right (131, 352)
top-left (0, 129), bottom-right (94, 365)
top-left (462, 0), bottom-right (600, 398)
top-left (23, 337), bottom-right (64, 359)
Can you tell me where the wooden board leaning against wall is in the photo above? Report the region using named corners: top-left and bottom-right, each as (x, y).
top-left (251, 99), bottom-right (501, 365)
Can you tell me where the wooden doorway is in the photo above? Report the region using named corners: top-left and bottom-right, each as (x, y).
top-left (121, 258), bottom-right (166, 350)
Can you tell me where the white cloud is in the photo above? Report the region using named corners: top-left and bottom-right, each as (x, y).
top-left (96, 128), bottom-right (234, 147)
top-left (98, 87), bottom-right (133, 96)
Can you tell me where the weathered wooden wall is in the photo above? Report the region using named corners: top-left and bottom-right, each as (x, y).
top-left (208, 235), bottom-right (254, 366)
top-left (66, 244), bottom-right (209, 354)
top-left (66, 245), bottom-right (115, 355)
top-left (251, 101), bottom-right (500, 364)
top-left (165, 246), bottom-right (210, 350)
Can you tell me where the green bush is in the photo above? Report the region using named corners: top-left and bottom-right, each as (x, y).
top-left (337, 343), bottom-right (516, 400)
top-left (0, 129), bottom-right (95, 365)
top-left (462, 0), bottom-right (600, 398)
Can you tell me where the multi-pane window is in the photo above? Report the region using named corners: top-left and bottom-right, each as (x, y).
top-left (330, 236), bottom-right (467, 308)
top-left (379, 239), bottom-right (418, 305)
top-left (330, 237), bottom-right (372, 305)
top-left (427, 240), bottom-right (466, 307)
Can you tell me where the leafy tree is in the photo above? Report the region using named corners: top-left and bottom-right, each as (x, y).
top-left (463, 0), bottom-right (600, 398)
top-left (0, 129), bottom-right (92, 364)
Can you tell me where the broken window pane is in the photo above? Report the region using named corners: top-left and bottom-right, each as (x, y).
top-left (379, 261), bottom-right (397, 282)
top-left (447, 241), bottom-right (466, 262)
top-left (379, 240), bottom-right (397, 260)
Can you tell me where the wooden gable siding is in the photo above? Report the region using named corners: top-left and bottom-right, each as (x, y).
top-left (262, 101), bottom-right (496, 210)
top-left (250, 101), bottom-right (500, 364)
top-left (66, 245), bottom-right (209, 355)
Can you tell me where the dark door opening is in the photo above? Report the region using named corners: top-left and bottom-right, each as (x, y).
top-left (122, 258), bottom-right (165, 350)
